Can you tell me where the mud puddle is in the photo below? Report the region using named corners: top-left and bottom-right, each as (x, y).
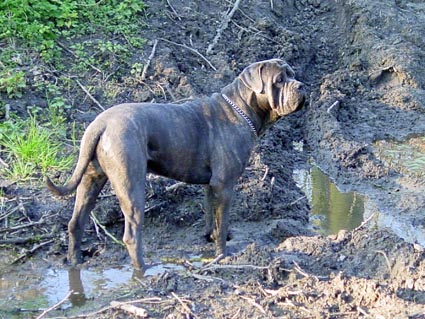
top-left (0, 265), bottom-right (133, 318)
top-left (293, 165), bottom-right (364, 235)
top-left (0, 256), bottom-right (202, 318)
top-left (294, 160), bottom-right (425, 247)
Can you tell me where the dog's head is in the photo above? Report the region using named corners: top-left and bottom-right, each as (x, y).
top-left (239, 59), bottom-right (306, 117)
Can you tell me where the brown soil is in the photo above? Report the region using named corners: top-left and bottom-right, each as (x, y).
top-left (1, 0), bottom-right (425, 318)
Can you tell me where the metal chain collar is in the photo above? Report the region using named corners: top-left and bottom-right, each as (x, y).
top-left (222, 94), bottom-right (258, 136)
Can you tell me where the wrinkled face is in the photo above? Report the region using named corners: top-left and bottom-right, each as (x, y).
top-left (239, 59), bottom-right (306, 117)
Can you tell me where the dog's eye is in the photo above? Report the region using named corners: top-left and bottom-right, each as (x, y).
top-left (276, 75), bottom-right (284, 83)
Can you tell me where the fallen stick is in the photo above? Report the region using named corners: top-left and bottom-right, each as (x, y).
top-left (75, 79), bottom-right (105, 112)
top-left (36, 290), bottom-right (74, 319)
top-left (110, 301), bottom-right (148, 318)
top-left (165, 181), bottom-right (186, 192)
top-left (201, 253), bottom-right (224, 269)
top-left (166, 0), bottom-right (181, 20)
top-left (159, 38), bottom-right (217, 71)
top-left (240, 296), bottom-right (266, 315)
top-left (141, 39), bottom-right (158, 80)
top-left (376, 250), bottom-right (392, 276)
top-left (171, 292), bottom-right (198, 319)
top-left (90, 212), bottom-right (124, 246)
top-left (0, 215), bottom-right (51, 233)
top-left (12, 239), bottom-right (55, 264)
top-left (0, 234), bottom-right (54, 245)
top-left (51, 298), bottom-right (165, 319)
top-left (0, 156), bottom-right (9, 168)
top-left (202, 263), bottom-right (269, 272)
top-left (206, 0), bottom-right (242, 55)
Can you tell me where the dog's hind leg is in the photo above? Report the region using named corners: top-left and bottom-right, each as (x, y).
top-left (68, 162), bottom-right (107, 265)
top-left (108, 161), bottom-right (147, 271)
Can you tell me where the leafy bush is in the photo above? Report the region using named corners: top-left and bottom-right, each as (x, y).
top-left (0, 0), bottom-right (146, 60)
top-left (0, 70), bottom-right (26, 98)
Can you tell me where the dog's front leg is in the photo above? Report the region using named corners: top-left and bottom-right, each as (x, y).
top-left (205, 184), bottom-right (234, 257)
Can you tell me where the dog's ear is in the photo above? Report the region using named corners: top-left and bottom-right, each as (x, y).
top-left (239, 62), bottom-right (264, 93)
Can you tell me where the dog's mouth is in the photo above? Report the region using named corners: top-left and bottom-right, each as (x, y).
top-left (278, 80), bottom-right (306, 116)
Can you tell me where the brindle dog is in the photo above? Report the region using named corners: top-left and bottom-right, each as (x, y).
top-left (47, 59), bottom-right (306, 271)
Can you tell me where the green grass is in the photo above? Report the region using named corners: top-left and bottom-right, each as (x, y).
top-left (0, 0), bottom-right (148, 182)
top-left (0, 116), bottom-right (74, 181)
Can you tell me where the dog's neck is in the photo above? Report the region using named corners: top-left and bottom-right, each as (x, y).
top-left (221, 79), bottom-right (278, 136)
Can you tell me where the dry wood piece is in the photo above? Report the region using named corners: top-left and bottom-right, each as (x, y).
top-left (110, 301), bottom-right (148, 318)
top-left (75, 79), bottom-right (105, 112)
top-left (12, 239), bottom-right (54, 264)
top-left (206, 0), bottom-right (242, 55)
top-left (36, 290), bottom-right (74, 319)
top-left (159, 38), bottom-right (217, 71)
top-left (166, 0), bottom-right (181, 20)
top-left (171, 292), bottom-right (199, 319)
top-left (141, 39), bottom-right (158, 81)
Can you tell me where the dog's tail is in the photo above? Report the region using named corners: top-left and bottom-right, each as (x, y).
top-left (46, 121), bottom-right (105, 197)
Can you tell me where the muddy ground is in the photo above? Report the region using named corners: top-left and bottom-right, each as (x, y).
top-left (1, 0), bottom-right (425, 318)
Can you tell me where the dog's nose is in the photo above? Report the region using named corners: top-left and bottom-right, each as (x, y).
top-left (293, 81), bottom-right (304, 91)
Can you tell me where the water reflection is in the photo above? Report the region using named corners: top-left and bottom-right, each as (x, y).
top-left (0, 259), bottom-right (198, 318)
top-left (294, 166), bottom-right (365, 235)
top-left (68, 268), bottom-right (87, 307)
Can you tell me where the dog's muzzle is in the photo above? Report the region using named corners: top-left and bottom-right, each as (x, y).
top-left (280, 80), bottom-right (306, 115)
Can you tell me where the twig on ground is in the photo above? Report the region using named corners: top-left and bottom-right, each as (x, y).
top-left (292, 261), bottom-right (328, 280)
top-left (376, 250), bottom-right (392, 276)
top-left (231, 20), bottom-right (280, 45)
top-left (159, 38), bottom-right (217, 71)
top-left (357, 306), bottom-right (370, 317)
top-left (201, 253), bottom-right (224, 269)
top-left (289, 195), bottom-right (307, 207)
top-left (144, 202), bottom-right (166, 214)
top-left (0, 214), bottom-right (53, 233)
top-left (0, 156), bottom-right (9, 168)
top-left (231, 307), bottom-right (241, 319)
top-left (166, 0), bottom-right (181, 20)
top-left (202, 263), bottom-right (269, 273)
top-left (191, 272), bottom-right (225, 283)
top-left (0, 234), bottom-right (54, 245)
top-left (171, 292), bottom-right (198, 319)
top-left (206, 0), bottom-right (242, 55)
top-left (165, 84), bottom-right (177, 102)
top-left (12, 239), bottom-right (55, 264)
top-left (327, 100), bottom-right (340, 115)
top-left (75, 80), bottom-right (105, 112)
top-left (240, 296), bottom-right (267, 315)
top-left (261, 167), bottom-right (269, 181)
top-left (110, 301), bottom-right (148, 318)
top-left (0, 205), bottom-right (21, 222)
top-left (90, 212), bottom-right (124, 246)
top-left (49, 298), bottom-right (165, 319)
top-left (352, 212), bottom-right (376, 232)
top-left (36, 290), bottom-right (74, 319)
top-left (141, 39), bottom-right (158, 81)
top-left (165, 182), bottom-right (186, 192)
top-left (172, 96), bottom-right (194, 104)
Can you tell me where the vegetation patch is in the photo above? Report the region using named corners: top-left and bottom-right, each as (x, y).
top-left (0, 115), bottom-right (74, 181)
top-left (0, 0), bottom-right (147, 183)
